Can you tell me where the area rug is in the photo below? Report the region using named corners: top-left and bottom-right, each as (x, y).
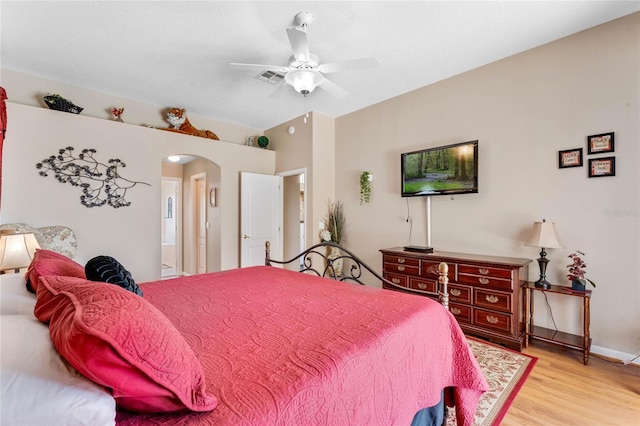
top-left (446, 337), bottom-right (537, 426)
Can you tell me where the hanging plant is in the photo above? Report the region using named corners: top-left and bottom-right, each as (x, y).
top-left (360, 171), bottom-right (372, 204)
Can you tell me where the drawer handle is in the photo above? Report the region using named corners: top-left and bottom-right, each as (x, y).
top-left (450, 289), bottom-right (462, 296)
top-left (451, 307), bottom-right (461, 315)
top-left (478, 277), bottom-right (490, 285)
top-left (418, 282), bottom-right (427, 290)
top-left (479, 268), bottom-right (489, 275)
top-left (397, 265), bottom-right (405, 271)
top-left (486, 315), bottom-right (499, 324)
top-left (398, 258), bottom-right (405, 264)
top-left (392, 278), bottom-right (401, 284)
top-left (485, 295), bottom-right (499, 304)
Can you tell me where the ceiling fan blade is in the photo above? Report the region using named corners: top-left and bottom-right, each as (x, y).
top-left (319, 77), bottom-right (348, 99)
top-left (286, 27), bottom-right (310, 63)
top-left (318, 57), bottom-right (380, 73)
top-left (229, 63), bottom-right (290, 73)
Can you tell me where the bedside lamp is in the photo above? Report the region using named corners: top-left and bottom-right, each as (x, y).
top-left (0, 230), bottom-right (40, 274)
top-left (525, 219), bottom-right (563, 289)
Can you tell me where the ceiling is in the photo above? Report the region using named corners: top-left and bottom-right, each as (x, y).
top-left (2, 1), bottom-right (638, 130)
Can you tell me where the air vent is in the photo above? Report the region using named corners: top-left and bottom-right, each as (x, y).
top-left (255, 70), bottom-right (284, 85)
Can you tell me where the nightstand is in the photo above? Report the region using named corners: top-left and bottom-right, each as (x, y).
top-left (524, 282), bottom-right (592, 364)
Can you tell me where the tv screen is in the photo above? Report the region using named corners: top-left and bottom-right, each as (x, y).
top-left (401, 140), bottom-right (478, 197)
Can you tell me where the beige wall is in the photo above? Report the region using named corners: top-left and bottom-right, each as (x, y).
top-left (1, 102), bottom-right (275, 282)
top-left (267, 112), bottom-right (336, 247)
top-left (335, 13), bottom-right (639, 357)
top-left (1, 68), bottom-right (262, 145)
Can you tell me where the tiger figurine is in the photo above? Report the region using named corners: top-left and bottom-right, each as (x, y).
top-left (162, 108), bottom-right (219, 140)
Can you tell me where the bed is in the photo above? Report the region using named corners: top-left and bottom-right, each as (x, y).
top-left (1, 242), bottom-right (488, 426)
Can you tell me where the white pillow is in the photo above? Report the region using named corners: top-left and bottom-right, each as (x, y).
top-left (0, 273), bottom-right (36, 315)
top-left (0, 315), bottom-right (116, 426)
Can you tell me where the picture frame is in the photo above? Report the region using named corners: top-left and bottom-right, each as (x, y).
top-left (209, 188), bottom-right (217, 207)
top-left (587, 132), bottom-right (615, 154)
top-left (558, 148), bottom-right (583, 168)
top-left (588, 156), bottom-right (615, 178)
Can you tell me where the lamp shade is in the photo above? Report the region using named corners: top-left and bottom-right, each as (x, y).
top-left (525, 220), bottom-right (563, 249)
top-left (285, 69), bottom-right (324, 96)
top-left (0, 230), bottom-right (41, 272)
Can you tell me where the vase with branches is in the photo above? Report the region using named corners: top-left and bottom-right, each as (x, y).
top-left (321, 200), bottom-right (346, 277)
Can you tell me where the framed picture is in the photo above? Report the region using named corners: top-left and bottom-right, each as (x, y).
top-left (558, 148), bottom-right (583, 168)
top-left (587, 132), bottom-right (615, 154)
top-left (588, 157), bottom-right (615, 178)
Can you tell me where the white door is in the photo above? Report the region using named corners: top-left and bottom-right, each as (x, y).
top-left (240, 172), bottom-right (283, 267)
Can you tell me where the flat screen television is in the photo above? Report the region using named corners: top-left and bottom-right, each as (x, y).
top-left (401, 140), bottom-right (478, 197)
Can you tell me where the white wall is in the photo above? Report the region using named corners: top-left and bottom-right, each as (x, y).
top-left (1, 102), bottom-right (274, 282)
top-left (335, 13), bottom-right (639, 356)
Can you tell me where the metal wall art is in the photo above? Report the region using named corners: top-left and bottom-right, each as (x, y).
top-left (36, 146), bottom-right (150, 208)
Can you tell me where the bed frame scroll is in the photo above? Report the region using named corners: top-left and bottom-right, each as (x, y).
top-left (265, 241), bottom-right (449, 310)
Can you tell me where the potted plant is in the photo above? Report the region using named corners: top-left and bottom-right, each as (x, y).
top-left (360, 171), bottom-right (372, 204)
top-left (567, 250), bottom-right (596, 290)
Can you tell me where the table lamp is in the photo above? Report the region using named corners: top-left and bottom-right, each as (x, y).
top-left (525, 219), bottom-right (563, 288)
top-left (0, 229), bottom-right (40, 274)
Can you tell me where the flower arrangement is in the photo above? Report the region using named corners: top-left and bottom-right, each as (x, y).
top-left (567, 250), bottom-right (596, 288)
top-left (322, 200), bottom-right (345, 244)
top-left (112, 107), bottom-right (124, 122)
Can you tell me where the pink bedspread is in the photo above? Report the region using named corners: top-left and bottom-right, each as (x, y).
top-left (116, 266), bottom-right (487, 426)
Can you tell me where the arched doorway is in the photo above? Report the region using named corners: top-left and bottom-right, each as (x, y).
top-left (161, 155), bottom-right (221, 277)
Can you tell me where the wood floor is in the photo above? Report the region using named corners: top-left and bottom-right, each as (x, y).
top-left (501, 340), bottom-right (640, 425)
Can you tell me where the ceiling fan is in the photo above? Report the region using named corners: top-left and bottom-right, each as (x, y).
top-left (229, 11), bottom-right (379, 98)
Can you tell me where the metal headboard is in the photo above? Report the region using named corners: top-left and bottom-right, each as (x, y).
top-left (265, 241), bottom-right (449, 310)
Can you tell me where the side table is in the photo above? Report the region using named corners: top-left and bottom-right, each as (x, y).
top-left (524, 282), bottom-right (592, 365)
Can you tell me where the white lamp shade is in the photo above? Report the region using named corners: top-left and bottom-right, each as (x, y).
top-left (525, 221), bottom-right (563, 249)
top-left (285, 69), bottom-right (324, 94)
top-left (0, 232), bottom-right (41, 271)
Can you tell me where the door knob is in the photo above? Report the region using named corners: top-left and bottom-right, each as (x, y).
top-left (242, 234), bottom-right (250, 239)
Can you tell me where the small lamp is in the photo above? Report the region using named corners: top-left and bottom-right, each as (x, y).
top-left (525, 219), bottom-right (563, 288)
top-left (0, 230), bottom-right (41, 274)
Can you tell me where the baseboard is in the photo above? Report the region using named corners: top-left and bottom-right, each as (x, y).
top-left (591, 344), bottom-right (640, 366)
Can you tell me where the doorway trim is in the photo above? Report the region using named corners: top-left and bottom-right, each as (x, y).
top-left (277, 168), bottom-right (307, 261)
top-left (161, 177), bottom-right (183, 278)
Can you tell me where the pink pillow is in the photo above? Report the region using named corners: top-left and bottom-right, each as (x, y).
top-left (26, 249), bottom-right (85, 293)
top-left (46, 279), bottom-right (217, 413)
top-left (35, 276), bottom-right (87, 323)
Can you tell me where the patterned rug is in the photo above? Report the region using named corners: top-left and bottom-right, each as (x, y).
top-left (446, 337), bottom-right (537, 426)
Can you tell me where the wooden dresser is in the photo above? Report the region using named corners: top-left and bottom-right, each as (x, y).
top-left (380, 247), bottom-right (531, 351)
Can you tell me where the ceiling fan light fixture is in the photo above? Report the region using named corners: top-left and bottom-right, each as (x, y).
top-left (285, 69), bottom-right (323, 97)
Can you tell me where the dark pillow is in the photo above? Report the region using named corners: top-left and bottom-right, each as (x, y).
top-left (85, 256), bottom-right (143, 297)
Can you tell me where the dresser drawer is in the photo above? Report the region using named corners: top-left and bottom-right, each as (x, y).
top-left (474, 308), bottom-right (512, 333)
top-left (447, 283), bottom-right (472, 304)
top-left (474, 289), bottom-right (511, 313)
top-left (383, 255), bottom-right (420, 267)
top-left (384, 272), bottom-right (408, 288)
top-left (458, 264), bottom-right (512, 280)
top-left (457, 273), bottom-right (513, 291)
top-left (449, 303), bottom-right (472, 324)
top-left (385, 262), bottom-right (420, 276)
top-left (422, 260), bottom-right (457, 279)
top-left (408, 277), bottom-right (437, 294)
